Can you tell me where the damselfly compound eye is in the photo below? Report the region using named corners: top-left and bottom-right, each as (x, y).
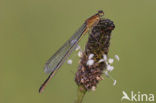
top-left (98, 10), bottom-right (104, 17)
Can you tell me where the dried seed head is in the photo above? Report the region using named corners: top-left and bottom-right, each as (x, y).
top-left (75, 19), bottom-right (115, 90)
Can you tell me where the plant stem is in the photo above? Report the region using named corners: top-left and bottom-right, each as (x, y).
top-left (74, 85), bottom-right (87, 103)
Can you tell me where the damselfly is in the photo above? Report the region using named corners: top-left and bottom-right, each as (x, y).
top-left (39, 10), bottom-right (104, 93)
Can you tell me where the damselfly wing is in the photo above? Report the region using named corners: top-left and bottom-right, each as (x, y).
top-left (44, 23), bottom-right (87, 74)
top-left (39, 10), bottom-right (104, 93)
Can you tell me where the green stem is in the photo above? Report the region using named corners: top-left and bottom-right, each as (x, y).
top-left (74, 86), bottom-right (87, 103)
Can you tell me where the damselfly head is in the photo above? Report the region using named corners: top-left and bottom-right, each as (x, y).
top-left (97, 10), bottom-right (104, 17)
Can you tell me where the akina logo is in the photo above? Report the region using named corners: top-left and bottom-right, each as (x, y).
top-left (121, 91), bottom-right (155, 102)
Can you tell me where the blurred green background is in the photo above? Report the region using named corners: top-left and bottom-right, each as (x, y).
top-left (0, 0), bottom-right (156, 103)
